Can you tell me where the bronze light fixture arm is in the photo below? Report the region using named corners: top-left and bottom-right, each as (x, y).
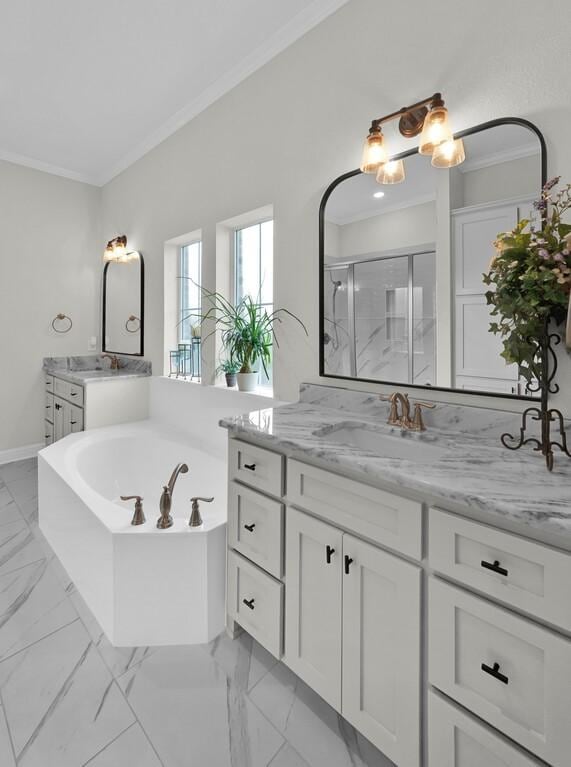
top-left (368, 92), bottom-right (443, 135)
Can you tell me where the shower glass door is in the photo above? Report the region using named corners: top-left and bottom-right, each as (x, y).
top-left (323, 266), bottom-right (351, 376)
top-left (353, 252), bottom-right (436, 385)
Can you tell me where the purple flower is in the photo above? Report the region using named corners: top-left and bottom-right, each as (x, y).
top-left (543, 176), bottom-right (561, 191)
top-left (554, 252), bottom-right (565, 263)
top-left (538, 248), bottom-right (550, 259)
top-left (533, 199), bottom-right (547, 211)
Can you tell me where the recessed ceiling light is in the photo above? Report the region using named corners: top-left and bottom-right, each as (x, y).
top-left (373, 191), bottom-right (385, 199)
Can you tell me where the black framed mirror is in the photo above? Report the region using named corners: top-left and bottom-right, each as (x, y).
top-left (319, 118), bottom-right (547, 400)
top-left (102, 252), bottom-right (145, 356)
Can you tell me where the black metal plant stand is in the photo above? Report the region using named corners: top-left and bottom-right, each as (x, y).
top-left (501, 320), bottom-right (571, 471)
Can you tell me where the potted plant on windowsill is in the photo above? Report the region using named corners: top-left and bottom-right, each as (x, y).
top-left (194, 290), bottom-right (307, 393)
top-left (218, 358), bottom-right (240, 388)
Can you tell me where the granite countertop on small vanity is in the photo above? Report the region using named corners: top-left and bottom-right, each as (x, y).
top-left (43, 355), bottom-right (152, 384)
top-left (220, 383), bottom-right (571, 544)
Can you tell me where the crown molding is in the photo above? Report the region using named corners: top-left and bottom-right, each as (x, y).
top-left (458, 143), bottom-right (539, 174)
top-left (0, 149), bottom-right (98, 186)
top-left (328, 193), bottom-right (437, 226)
top-left (97, 0), bottom-right (351, 186)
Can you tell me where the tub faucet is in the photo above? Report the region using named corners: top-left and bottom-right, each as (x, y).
top-left (157, 463), bottom-right (189, 529)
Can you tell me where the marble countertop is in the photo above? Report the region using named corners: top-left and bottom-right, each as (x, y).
top-left (220, 384), bottom-right (571, 542)
top-left (43, 355), bottom-right (151, 385)
top-left (49, 369), bottom-right (151, 385)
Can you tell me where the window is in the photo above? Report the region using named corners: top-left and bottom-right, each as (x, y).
top-left (234, 219), bottom-right (274, 386)
top-left (178, 241), bottom-right (202, 344)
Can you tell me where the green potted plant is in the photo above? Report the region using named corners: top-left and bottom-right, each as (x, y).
top-left (195, 289), bottom-right (307, 392)
top-left (484, 176), bottom-right (571, 385)
top-left (218, 358), bottom-right (240, 388)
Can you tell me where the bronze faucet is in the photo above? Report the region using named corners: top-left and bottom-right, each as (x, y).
top-left (102, 354), bottom-right (121, 370)
top-left (120, 495), bottom-right (146, 525)
top-left (381, 392), bottom-right (435, 431)
top-left (189, 496), bottom-right (214, 527)
top-left (157, 463), bottom-right (189, 529)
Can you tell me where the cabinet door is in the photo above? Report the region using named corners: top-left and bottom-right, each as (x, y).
top-left (53, 397), bottom-right (65, 441)
top-left (68, 403), bottom-right (84, 434)
top-left (284, 507), bottom-right (343, 710)
top-left (342, 533), bottom-right (421, 767)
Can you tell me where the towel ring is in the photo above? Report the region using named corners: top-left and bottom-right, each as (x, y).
top-left (125, 315), bottom-right (141, 333)
top-left (52, 313), bottom-right (73, 333)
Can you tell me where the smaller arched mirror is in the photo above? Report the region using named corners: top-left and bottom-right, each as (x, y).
top-left (102, 252), bottom-right (145, 356)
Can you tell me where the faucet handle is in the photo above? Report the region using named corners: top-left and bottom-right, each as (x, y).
top-left (411, 401), bottom-right (436, 431)
top-left (120, 495), bottom-right (145, 526)
top-left (189, 496), bottom-right (214, 527)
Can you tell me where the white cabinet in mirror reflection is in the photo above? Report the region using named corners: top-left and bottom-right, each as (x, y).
top-left (453, 199), bottom-right (533, 395)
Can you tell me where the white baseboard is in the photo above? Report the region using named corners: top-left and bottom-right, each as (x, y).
top-left (0, 442), bottom-right (43, 466)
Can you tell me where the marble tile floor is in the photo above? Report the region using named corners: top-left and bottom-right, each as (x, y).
top-left (0, 458), bottom-right (393, 767)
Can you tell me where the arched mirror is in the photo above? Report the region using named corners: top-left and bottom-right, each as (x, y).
top-left (319, 118), bottom-right (546, 399)
top-left (102, 252), bottom-right (145, 356)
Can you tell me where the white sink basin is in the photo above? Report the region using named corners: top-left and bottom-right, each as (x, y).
top-left (314, 423), bottom-right (448, 462)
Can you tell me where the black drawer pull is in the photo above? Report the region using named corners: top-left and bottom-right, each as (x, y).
top-left (70, 421), bottom-right (77, 425)
top-left (481, 559), bottom-right (508, 577)
top-left (242, 598), bottom-right (255, 610)
top-left (481, 661), bottom-right (509, 685)
top-left (244, 523), bottom-right (256, 532)
top-left (326, 545), bottom-right (335, 564)
top-left (70, 392), bottom-right (77, 397)
top-left (344, 555), bottom-right (354, 575)
top-left (45, 405), bottom-right (51, 409)
top-left (243, 463), bottom-right (256, 471)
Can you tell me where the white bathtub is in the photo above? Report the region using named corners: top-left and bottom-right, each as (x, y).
top-left (38, 379), bottom-right (280, 646)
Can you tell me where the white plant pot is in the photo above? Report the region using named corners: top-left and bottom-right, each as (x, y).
top-left (237, 372), bottom-right (258, 392)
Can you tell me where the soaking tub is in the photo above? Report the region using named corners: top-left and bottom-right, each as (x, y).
top-left (39, 420), bottom-right (227, 646)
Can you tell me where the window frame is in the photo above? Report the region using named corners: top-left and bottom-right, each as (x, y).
top-left (178, 239), bottom-right (202, 345)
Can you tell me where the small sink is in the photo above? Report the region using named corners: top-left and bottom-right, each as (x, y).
top-left (314, 422), bottom-right (448, 462)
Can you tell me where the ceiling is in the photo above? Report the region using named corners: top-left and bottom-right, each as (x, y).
top-left (0, 0), bottom-right (348, 186)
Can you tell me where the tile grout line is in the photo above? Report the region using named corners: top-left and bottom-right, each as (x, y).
top-left (107, 677), bottom-right (166, 767)
top-left (0, 617), bottom-right (80, 666)
top-left (0, 690), bottom-right (18, 767)
top-left (80, 721), bottom-right (137, 766)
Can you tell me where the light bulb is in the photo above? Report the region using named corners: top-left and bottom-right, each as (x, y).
top-left (376, 158), bottom-right (406, 184)
top-left (419, 104), bottom-right (453, 155)
top-left (360, 128), bottom-right (388, 173)
top-left (431, 138), bottom-right (466, 168)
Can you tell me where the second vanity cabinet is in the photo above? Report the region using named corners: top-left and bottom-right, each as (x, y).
top-left (45, 374), bottom-right (84, 444)
top-left (226, 435), bottom-right (570, 767)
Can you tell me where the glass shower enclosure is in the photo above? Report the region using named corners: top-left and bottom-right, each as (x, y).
top-left (323, 250), bottom-right (436, 386)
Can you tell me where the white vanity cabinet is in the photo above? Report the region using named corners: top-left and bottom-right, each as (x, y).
top-left (226, 434), bottom-right (571, 767)
top-left (45, 374), bottom-right (84, 444)
top-left (44, 370), bottom-right (149, 445)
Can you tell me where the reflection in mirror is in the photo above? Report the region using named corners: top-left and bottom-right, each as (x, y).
top-left (103, 253), bottom-right (144, 356)
top-left (321, 121), bottom-right (545, 398)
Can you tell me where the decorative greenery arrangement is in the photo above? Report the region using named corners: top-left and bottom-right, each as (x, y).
top-left (484, 177), bottom-right (571, 383)
top-left (193, 289), bottom-right (307, 376)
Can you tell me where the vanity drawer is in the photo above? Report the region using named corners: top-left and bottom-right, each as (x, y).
top-left (287, 459), bottom-right (422, 559)
top-left (428, 690), bottom-right (546, 767)
top-left (228, 481), bottom-right (284, 578)
top-left (45, 374), bottom-right (54, 393)
top-left (229, 439), bottom-right (284, 498)
top-left (53, 377), bottom-right (84, 406)
top-left (227, 550), bottom-right (283, 658)
top-left (68, 404), bottom-right (84, 433)
top-left (429, 577), bottom-right (571, 766)
top-left (44, 420), bottom-right (54, 446)
top-left (44, 393), bottom-right (54, 423)
top-left (429, 507), bottom-right (571, 631)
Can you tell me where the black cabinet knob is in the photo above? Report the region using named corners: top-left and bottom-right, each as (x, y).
top-left (326, 545), bottom-right (335, 564)
top-left (481, 559), bottom-right (508, 577)
top-left (243, 463), bottom-right (256, 471)
top-left (242, 598), bottom-right (255, 610)
top-left (344, 555), bottom-right (354, 575)
top-left (481, 661), bottom-right (509, 685)
top-left (244, 523), bottom-right (256, 532)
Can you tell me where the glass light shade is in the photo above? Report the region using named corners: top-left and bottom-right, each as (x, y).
top-left (360, 130), bottom-right (388, 173)
top-left (103, 245), bottom-right (114, 262)
top-left (418, 105), bottom-right (453, 155)
top-left (376, 158), bottom-right (405, 184)
top-left (431, 138), bottom-right (466, 168)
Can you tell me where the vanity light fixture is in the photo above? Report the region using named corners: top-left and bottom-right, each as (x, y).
top-left (360, 92), bottom-right (465, 183)
top-left (103, 235), bottom-right (139, 263)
